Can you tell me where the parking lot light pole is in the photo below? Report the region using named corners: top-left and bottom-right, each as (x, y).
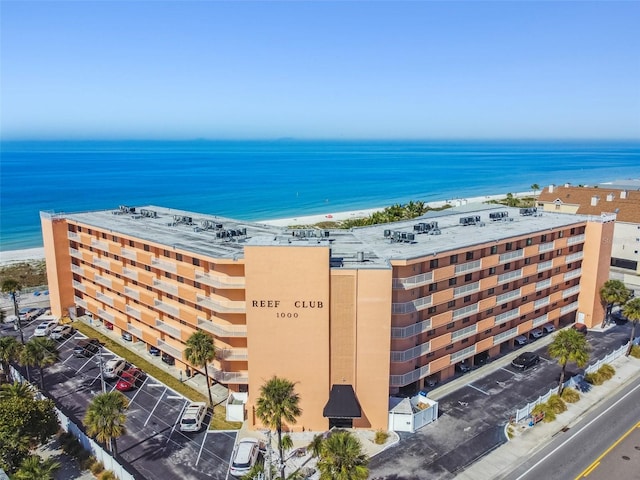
top-left (98, 346), bottom-right (106, 393)
top-left (10, 290), bottom-right (25, 345)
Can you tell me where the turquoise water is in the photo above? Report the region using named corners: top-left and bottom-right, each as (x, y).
top-left (1, 140), bottom-right (639, 251)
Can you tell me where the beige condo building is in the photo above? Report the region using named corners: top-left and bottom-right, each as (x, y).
top-left (41, 203), bottom-right (613, 431)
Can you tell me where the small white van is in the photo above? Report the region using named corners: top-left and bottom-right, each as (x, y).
top-left (179, 402), bottom-right (207, 432)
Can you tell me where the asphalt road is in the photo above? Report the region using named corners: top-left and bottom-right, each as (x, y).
top-left (502, 375), bottom-right (640, 480)
top-left (5, 318), bottom-right (237, 480)
top-left (369, 321), bottom-right (636, 480)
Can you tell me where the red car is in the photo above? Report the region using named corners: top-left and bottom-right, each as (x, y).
top-left (115, 368), bottom-right (145, 391)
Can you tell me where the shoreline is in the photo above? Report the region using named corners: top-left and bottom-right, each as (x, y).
top-left (0, 191), bottom-right (532, 266)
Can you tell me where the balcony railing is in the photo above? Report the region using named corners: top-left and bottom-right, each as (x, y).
top-left (154, 300), bottom-right (180, 317)
top-left (91, 239), bottom-right (109, 251)
top-left (451, 324), bottom-right (477, 342)
top-left (68, 231), bottom-right (80, 241)
top-left (567, 233), bottom-right (586, 246)
top-left (450, 344), bottom-right (477, 363)
top-left (97, 308), bottom-right (115, 323)
top-left (561, 301), bottom-right (579, 315)
top-left (455, 259), bottom-right (482, 274)
top-left (392, 295), bottom-right (432, 314)
top-left (535, 278), bottom-right (552, 291)
top-left (122, 268), bottom-right (138, 281)
top-left (153, 279), bottom-right (179, 295)
top-left (538, 242), bottom-right (555, 253)
top-left (155, 320), bottom-right (181, 338)
top-left (390, 342), bottom-right (430, 363)
top-left (532, 313), bottom-right (549, 327)
top-left (389, 364), bottom-right (430, 387)
top-left (95, 292), bottom-right (114, 307)
top-left (69, 248), bottom-right (83, 259)
top-left (452, 303), bottom-right (479, 320)
top-left (123, 287), bottom-right (140, 301)
top-left (391, 319), bottom-right (432, 339)
top-left (210, 368), bottom-right (249, 384)
top-left (493, 327), bottom-right (518, 345)
top-left (534, 297), bottom-right (550, 309)
top-left (564, 268), bottom-right (582, 281)
top-left (453, 281), bottom-right (480, 298)
top-left (71, 265), bottom-right (85, 276)
top-left (156, 340), bottom-right (183, 360)
top-left (497, 269), bottom-right (523, 284)
top-left (496, 288), bottom-right (521, 304)
top-left (499, 250), bottom-right (524, 263)
top-left (94, 275), bottom-right (112, 288)
top-left (196, 295), bottom-right (246, 314)
top-left (74, 297), bottom-right (88, 309)
top-left (197, 317), bottom-right (247, 337)
top-left (127, 325), bottom-right (143, 338)
top-left (563, 285), bottom-right (581, 298)
top-left (120, 248), bottom-right (137, 260)
top-left (537, 260), bottom-right (553, 272)
top-left (125, 305), bottom-right (142, 320)
top-left (72, 280), bottom-right (86, 292)
top-left (218, 348), bottom-right (249, 361)
top-left (495, 307), bottom-right (520, 325)
top-left (195, 272), bottom-right (246, 289)
top-left (565, 252), bottom-right (584, 263)
top-left (93, 257), bottom-right (110, 269)
top-left (151, 257), bottom-right (177, 274)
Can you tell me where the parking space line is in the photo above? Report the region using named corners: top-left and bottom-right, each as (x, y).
top-left (144, 386), bottom-right (167, 427)
top-left (467, 383), bottom-right (490, 395)
top-left (128, 376), bottom-right (150, 405)
top-left (500, 367), bottom-right (515, 375)
top-left (195, 429), bottom-right (209, 467)
top-left (163, 400), bottom-right (189, 450)
top-left (77, 356), bottom-right (97, 373)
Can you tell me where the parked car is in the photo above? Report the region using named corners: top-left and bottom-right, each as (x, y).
top-left (161, 353), bottom-right (175, 366)
top-left (121, 331), bottom-right (133, 341)
top-left (103, 358), bottom-right (127, 380)
top-left (456, 361), bottom-right (471, 373)
top-left (50, 325), bottom-right (75, 340)
top-left (511, 352), bottom-right (540, 370)
top-left (105, 322), bottom-right (114, 330)
top-left (179, 402), bottom-right (208, 432)
top-left (33, 320), bottom-right (58, 337)
top-left (73, 338), bottom-right (101, 357)
top-left (149, 346), bottom-right (161, 356)
top-left (529, 329), bottom-right (543, 339)
top-left (115, 368), bottom-right (145, 391)
top-left (229, 438), bottom-right (260, 477)
top-left (19, 307), bottom-right (40, 322)
top-left (542, 323), bottom-right (555, 334)
top-left (572, 323), bottom-right (588, 335)
top-left (514, 335), bottom-right (528, 346)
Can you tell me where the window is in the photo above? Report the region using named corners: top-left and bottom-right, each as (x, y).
top-left (525, 258), bottom-right (531, 265)
top-left (466, 251), bottom-right (474, 260)
top-left (450, 254), bottom-right (458, 264)
top-left (523, 277), bottom-right (529, 284)
top-left (447, 300), bottom-right (456, 308)
top-left (102, 232), bottom-right (107, 239)
top-left (176, 253), bottom-right (183, 262)
top-left (488, 288), bottom-right (495, 294)
top-left (537, 272), bottom-right (544, 278)
top-left (429, 283), bottom-right (437, 292)
top-left (485, 329), bottom-right (493, 334)
top-left (567, 263), bottom-right (573, 269)
top-left (165, 271), bottom-right (171, 278)
top-left (129, 240), bottom-right (134, 247)
top-left (539, 254), bottom-right (546, 261)
top-left (164, 249), bottom-right (170, 257)
top-left (504, 263), bottom-right (511, 271)
top-left (526, 238), bottom-right (532, 246)
top-left (462, 338), bottom-right (469, 344)
top-left (194, 281), bottom-right (201, 289)
top-left (559, 231), bottom-right (564, 238)
top-left (503, 283), bottom-right (509, 290)
top-left (463, 317), bottom-right (471, 323)
top-left (178, 276), bottom-right (184, 283)
top-left (446, 345), bottom-right (454, 350)
top-left (464, 295), bottom-right (471, 303)
top-left (465, 273), bottom-right (472, 282)
top-left (522, 296), bottom-right (528, 301)
top-left (506, 242), bottom-right (513, 251)
top-left (112, 235), bottom-right (117, 242)
top-left (570, 228), bottom-right (576, 234)
top-left (449, 278), bottom-right (457, 286)
top-left (555, 267), bottom-right (561, 273)
top-left (541, 234), bottom-right (547, 242)
top-left (192, 257), bottom-right (200, 266)
top-left (491, 245), bottom-right (498, 254)
top-left (501, 304), bottom-right (508, 309)
top-left (430, 259), bottom-right (439, 268)
top-left (447, 322), bottom-right (455, 329)
top-left (489, 267), bottom-right (496, 275)
top-left (428, 306), bottom-right (436, 314)
top-left (536, 291), bottom-right (542, 296)
top-left (145, 265), bottom-right (151, 272)
top-left (487, 308), bottom-right (494, 314)
top-left (557, 249), bottom-right (563, 256)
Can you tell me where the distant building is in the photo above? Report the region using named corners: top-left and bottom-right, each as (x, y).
top-left (41, 203), bottom-right (613, 431)
top-left (538, 183), bottom-right (640, 276)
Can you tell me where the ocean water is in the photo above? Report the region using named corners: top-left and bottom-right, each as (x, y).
top-left (1, 140), bottom-right (639, 252)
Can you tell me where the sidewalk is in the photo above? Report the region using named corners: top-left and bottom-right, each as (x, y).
top-left (455, 353), bottom-right (640, 480)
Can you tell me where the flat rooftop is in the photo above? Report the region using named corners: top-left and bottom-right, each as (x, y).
top-left (47, 203), bottom-right (599, 268)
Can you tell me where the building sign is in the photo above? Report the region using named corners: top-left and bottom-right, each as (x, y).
top-left (250, 299), bottom-right (325, 318)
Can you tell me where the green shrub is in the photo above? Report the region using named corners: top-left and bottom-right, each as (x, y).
top-left (374, 430), bottom-right (390, 445)
top-left (90, 460), bottom-right (104, 475)
top-left (585, 371), bottom-right (604, 385)
top-left (598, 364), bottom-right (615, 380)
top-left (532, 402), bottom-right (556, 423)
top-left (99, 471), bottom-right (116, 480)
top-left (506, 426), bottom-right (515, 439)
top-left (79, 455), bottom-right (96, 471)
top-left (561, 387), bottom-right (580, 403)
top-left (630, 345), bottom-right (640, 359)
top-left (547, 394), bottom-right (567, 414)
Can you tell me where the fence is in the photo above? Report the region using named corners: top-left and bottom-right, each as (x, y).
top-left (10, 366), bottom-right (136, 480)
top-left (513, 335), bottom-right (639, 423)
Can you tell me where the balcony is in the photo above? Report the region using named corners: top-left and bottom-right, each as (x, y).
top-left (535, 278), bottom-right (552, 291)
top-left (499, 250), bottom-right (524, 263)
top-left (151, 257), bottom-right (177, 274)
top-left (197, 318), bottom-right (247, 337)
top-left (495, 307), bottom-right (520, 325)
top-left (209, 365), bottom-right (249, 384)
top-left (532, 313), bottom-right (549, 327)
top-left (120, 248), bottom-right (137, 261)
top-left (122, 268), bottom-right (138, 281)
top-left (196, 295), bottom-right (246, 314)
top-left (453, 281), bottom-right (480, 299)
top-left (218, 348), bottom-right (249, 361)
top-left (93, 256), bottom-right (110, 270)
top-left (565, 252), bottom-right (584, 263)
top-left (95, 292), bottom-right (114, 307)
top-left (389, 364), bottom-right (430, 388)
top-left (71, 265), bottom-right (85, 276)
top-left (451, 324), bottom-right (477, 342)
top-left (537, 260), bottom-right (553, 273)
top-left (538, 242), bottom-right (555, 253)
top-left (156, 340), bottom-right (183, 360)
top-left (452, 304), bottom-right (479, 320)
top-left (97, 308), bottom-right (115, 323)
top-left (74, 297), bottom-right (88, 309)
top-left (454, 260), bottom-right (482, 274)
top-left (155, 320), bottom-right (181, 338)
top-left (534, 297), bottom-right (550, 309)
top-left (496, 288), bottom-right (521, 304)
top-left (493, 327), bottom-right (518, 345)
top-left (390, 342), bottom-right (430, 363)
top-left (68, 231), bottom-right (80, 241)
top-left (392, 296), bottom-right (432, 314)
top-left (69, 248), bottom-right (83, 260)
top-left (153, 279), bottom-right (179, 295)
top-left (91, 239), bottom-right (109, 252)
top-left (93, 275), bottom-right (112, 289)
top-left (564, 268), bottom-right (582, 281)
top-left (391, 319), bottom-right (432, 339)
top-left (561, 301), bottom-right (579, 315)
top-left (450, 344), bottom-right (477, 363)
top-left (127, 325), bottom-right (143, 338)
top-left (563, 285), bottom-right (581, 298)
top-left (72, 280), bottom-right (86, 293)
top-left (123, 287), bottom-right (140, 301)
top-left (125, 305), bottom-right (142, 320)
top-left (567, 234), bottom-right (586, 246)
top-left (195, 272), bottom-right (246, 289)
top-left (154, 299), bottom-right (180, 317)
top-left (497, 269), bottom-right (523, 284)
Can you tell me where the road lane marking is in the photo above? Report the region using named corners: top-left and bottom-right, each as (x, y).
top-left (513, 381), bottom-right (640, 480)
top-left (467, 383), bottom-right (490, 395)
top-left (144, 386), bottom-right (167, 426)
top-left (575, 421), bottom-right (640, 479)
top-left (196, 429), bottom-right (209, 466)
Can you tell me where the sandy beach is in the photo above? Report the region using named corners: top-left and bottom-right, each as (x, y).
top-left (0, 191), bottom-right (532, 266)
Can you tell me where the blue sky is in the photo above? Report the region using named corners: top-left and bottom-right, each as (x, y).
top-left (1, 1), bottom-right (639, 140)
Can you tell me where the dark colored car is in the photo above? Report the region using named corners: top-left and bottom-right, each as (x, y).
top-left (511, 352), bottom-right (540, 370)
top-left (456, 361), bottom-right (471, 373)
top-left (161, 353), bottom-right (175, 366)
top-left (73, 338), bottom-right (101, 357)
top-left (149, 346), bottom-right (161, 356)
top-left (115, 368), bottom-right (145, 391)
top-left (572, 323), bottom-right (588, 335)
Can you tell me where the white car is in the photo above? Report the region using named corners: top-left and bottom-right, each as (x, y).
top-left (33, 321), bottom-right (58, 337)
top-left (50, 325), bottom-right (74, 340)
top-left (542, 323), bottom-right (555, 334)
top-left (529, 329), bottom-right (543, 339)
top-left (179, 402), bottom-right (207, 432)
top-left (230, 438), bottom-right (260, 477)
top-left (103, 358), bottom-right (127, 380)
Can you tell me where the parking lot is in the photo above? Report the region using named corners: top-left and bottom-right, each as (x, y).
top-left (369, 321), bottom-right (635, 480)
top-left (5, 319), bottom-right (237, 480)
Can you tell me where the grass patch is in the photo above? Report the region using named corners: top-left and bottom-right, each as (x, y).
top-left (374, 430), bottom-right (390, 445)
top-left (547, 394), bottom-right (567, 414)
top-left (598, 364), bottom-right (615, 381)
top-left (73, 322), bottom-right (241, 430)
top-left (630, 345), bottom-right (640, 359)
top-left (560, 387), bottom-right (580, 403)
top-left (0, 261), bottom-right (47, 289)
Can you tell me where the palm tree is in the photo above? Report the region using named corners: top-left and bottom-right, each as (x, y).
top-left (548, 328), bottom-right (590, 395)
top-left (0, 381), bottom-right (33, 400)
top-left (599, 280), bottom-right (632, 328)
top-left (0, 336), bottom-right (22, 383)
top-left (1, 279), bottom-right (24, 344)
top-left (316, 430), bottom-right (369, 480)
top-left (14, 455), bottom-right (60, 480)
top-left (84, 391), bottom-right (129, 455)
top-left (530, 183), bottom-right (540, 205)
top-left (20, 337), bottom-right (59, 390)
top-left (256, 376), bottom-right (302, 480)
top-left (623, 297), bottom-right (640, 356)
top-left (184, 330), bottom-right (216, 406)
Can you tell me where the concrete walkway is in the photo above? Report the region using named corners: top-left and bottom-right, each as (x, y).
top-left (456, 353), bottom-right (640, 480)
